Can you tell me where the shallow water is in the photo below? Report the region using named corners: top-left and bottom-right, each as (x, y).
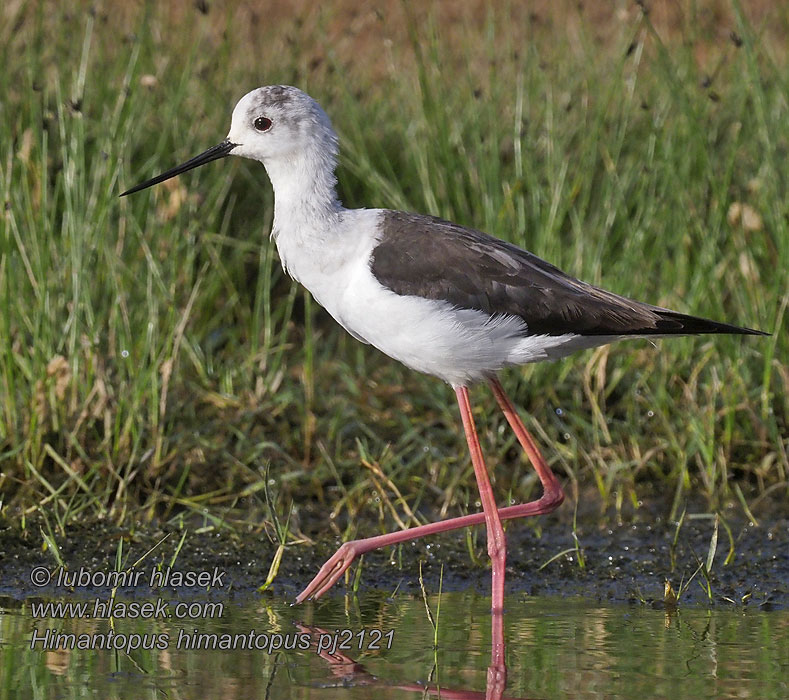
top-left (3, 591), bottom-right (787, 699)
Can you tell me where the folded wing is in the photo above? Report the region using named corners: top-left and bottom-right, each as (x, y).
top-left (371, 211), bottom-right (765, 338)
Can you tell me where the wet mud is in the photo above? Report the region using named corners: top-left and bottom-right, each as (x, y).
top-left (1, 507), bottom-right (787, 610)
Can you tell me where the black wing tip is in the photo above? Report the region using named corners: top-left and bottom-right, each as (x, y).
top-left (700, 325), bottom-right (770, 337)
top-left (654, 311), bottom-right (769, 337)
top-left (737, 327), bottom-right (770, 337)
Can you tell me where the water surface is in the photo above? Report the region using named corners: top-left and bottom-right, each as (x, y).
top-left (3, 591), bottom-right (786, 699)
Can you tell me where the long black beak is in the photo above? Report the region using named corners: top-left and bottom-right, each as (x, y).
top-left (120, 139), bottom-right (237, 196)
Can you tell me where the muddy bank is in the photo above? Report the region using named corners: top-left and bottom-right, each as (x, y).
top-left (1, 510), bottom-right (787, 609)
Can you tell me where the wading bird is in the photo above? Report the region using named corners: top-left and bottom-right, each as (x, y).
top-left (122, 85), bottom-right (765, 617)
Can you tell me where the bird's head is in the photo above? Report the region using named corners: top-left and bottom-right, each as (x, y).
top-left (121, 85), bottom-right (338, 197)
top-left (228, 85), bottom-right (338, 164)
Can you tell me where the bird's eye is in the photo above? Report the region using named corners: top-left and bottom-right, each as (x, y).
top-left (254, 116), bottom-right (272, 132)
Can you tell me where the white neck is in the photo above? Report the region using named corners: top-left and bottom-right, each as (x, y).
top-left (264, 145), bottom-right (349, 284)
top-left (267, 146), bottom-right (343, 241)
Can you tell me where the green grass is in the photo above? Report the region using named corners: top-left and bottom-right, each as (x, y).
top-left (0, 2), bottom-right (786, 543)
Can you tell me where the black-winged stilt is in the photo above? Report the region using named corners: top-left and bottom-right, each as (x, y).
top-left (122, 85), bottom-right (766, 617)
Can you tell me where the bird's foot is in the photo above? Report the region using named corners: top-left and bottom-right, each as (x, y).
top-left (294, 540), bottom-right (363, 604)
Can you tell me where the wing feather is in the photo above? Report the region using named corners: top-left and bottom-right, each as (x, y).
top-left (371, 211), bottom-right (763, 337)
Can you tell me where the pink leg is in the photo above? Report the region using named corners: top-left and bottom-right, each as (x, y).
top-left (294, 378), bottom-right (564, 604)
top-left (488, 376), bottom-right (564, 512)
top-left (454, 385), bottom-right (506, 613)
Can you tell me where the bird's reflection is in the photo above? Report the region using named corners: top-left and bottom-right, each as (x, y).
top-left (296, 613), bottom-right (532, 700)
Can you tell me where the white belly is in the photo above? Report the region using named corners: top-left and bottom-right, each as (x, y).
top-left (331, 252), bottom-right (600, 386)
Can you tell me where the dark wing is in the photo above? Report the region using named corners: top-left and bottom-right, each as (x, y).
top-left (371, 211), bottom-right (765, 337)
